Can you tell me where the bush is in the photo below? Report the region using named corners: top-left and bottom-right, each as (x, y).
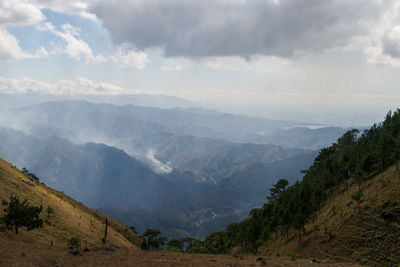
top-left (286, 251), bottom-right (299, 258)
top-left (327, 230), bottom-right (334, 240)
top-left (47, 206), bottom-right (54, 216)
top-left (68, 236), bottom-right (81, 248)
top-left (165, 247), bottom-right (180, 252)
top-left (351, 191), bottom-right (363, 203)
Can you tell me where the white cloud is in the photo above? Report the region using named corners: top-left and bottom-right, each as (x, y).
top-left (0, 1), bottom-right (105, 62)
top-left (363, 1), bottom-right (400, 67)
top-left (33, 0), bottom-right (98, 20)
top-left (40, 22), bottom-right (106, 64)
top-left (0, 26), bottom-right (49, 60)
top-left (110, 47), bottom-right (149, 68)
top-left (0, 76), bottom-right (140, 95)
top-left (0, 0), bottom-right (44, 26)
top-left (0, 1), bottom-right (49, 60)
top-left (365, 46), bottom-right (400, 67)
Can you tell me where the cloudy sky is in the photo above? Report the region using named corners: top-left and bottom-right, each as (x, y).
top-left (1, 0), bottom-right (400, 125)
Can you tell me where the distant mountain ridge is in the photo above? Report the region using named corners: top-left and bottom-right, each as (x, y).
top-left (244, 126), bottom-right (349, 149)
top-left (132, 133), bottom-right (308, 183)
top-left (4, 100), bottom-right (313, 144)
top-left (0, 100), bottom-right (341, 238)
top-left (0, 92), bottom-right (197, 110)
top-left (0, 127), bottom-right (316, 238)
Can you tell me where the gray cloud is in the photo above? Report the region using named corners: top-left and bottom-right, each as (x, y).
top-left (382, 27), bottom-right (400, 59)
top-left (90, 0), bottom-right (387, 58)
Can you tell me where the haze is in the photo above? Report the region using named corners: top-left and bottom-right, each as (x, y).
top-left (1, 0), bottom-right (400, 126)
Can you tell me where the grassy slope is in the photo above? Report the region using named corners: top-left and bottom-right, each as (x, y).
top-left (0, 157), bottom-right (360, 266)
top-left (262, 165), bottom-right (400, 265)
top-left (0, 157), bottom-right (141, 250)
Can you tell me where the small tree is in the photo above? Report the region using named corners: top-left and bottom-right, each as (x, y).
top-left (0, 196), bottom-right (43, 234)
top-left (267, 179), bottom-right (289, 201)
top-left (167, 238), bottom-right (183, 251)
top-left (129, 225), bottom-right (137, 234)
top-left (154, 236), bottom-right (168, 250)
top-left (141, 229), bottom-right (161, 250)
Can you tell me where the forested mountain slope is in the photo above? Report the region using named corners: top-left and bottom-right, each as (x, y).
top-left (0, 127), bottom-right (189, 211)
top-left (132, 133), bottom-right (310, 183)
top-left (204, 110), bottom-right (400, 266)
top-left (268, 164), bottom-right (400, 265)
top-left (0, 157), bottom-right (359, 266)
top-left (0, 127), bottom-right (315, 238)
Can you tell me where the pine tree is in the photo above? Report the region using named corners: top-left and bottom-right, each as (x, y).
top-left (0, 196), bottom-right (43, 234)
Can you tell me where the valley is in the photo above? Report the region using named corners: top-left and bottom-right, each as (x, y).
top-left (0, 100), bottom-right (325, 238)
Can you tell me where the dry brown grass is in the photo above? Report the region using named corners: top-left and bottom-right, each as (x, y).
top-left (0, 157), bottom-right (140, 250)
top-left (260, 165), bottom-right (400, 266)
top-left (0, 157), bottom-right (361, 266)
top-left (0, 241), bottom-right (360, 267)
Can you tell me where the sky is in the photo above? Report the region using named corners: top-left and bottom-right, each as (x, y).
top-left (1, 0), bottom-right (400, 126)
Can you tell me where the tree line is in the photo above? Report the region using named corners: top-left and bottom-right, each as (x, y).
top-left (198, 109), bottom-right (400, 253)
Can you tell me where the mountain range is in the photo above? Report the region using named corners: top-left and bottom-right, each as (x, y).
top-left (0, 99), bottom-right (345, 238)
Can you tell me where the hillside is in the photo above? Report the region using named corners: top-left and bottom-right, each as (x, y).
top-left (132, 133), bottom-right (311, 183)
top-left (0, 128), bottom-right (189, 211)
top-left (0, 157), bottom-right (356, 266)
top-left (0, 156), bottom-right (140, 251)
top-left (202, 110), bottom-right (400, 266)
top-left (261, 164), bottom-right (400, 265)
top-left (0, 127), bottom-right (315, 238)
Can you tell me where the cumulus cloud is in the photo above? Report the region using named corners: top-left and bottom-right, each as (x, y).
top-left (0, 26), bottom-right (49, 60)
top-left (0, 1), bottom-right (49, 60)
top-left (0, 76), bottom-right (139, 95)
top-left (0, 1), bottom-right (102, 62)
top-left (0, 0), bottom-right (44, 26)
top-left (34, 0), bottom-right (98, 20)
top-left (39, 22), bottom-right (106, 63)
top-left (363, 1), bottom-right (400, 67)
top-left (110, 47), bottom-right (149, 68)
top-left (90, 0), bottom-right (388, 59)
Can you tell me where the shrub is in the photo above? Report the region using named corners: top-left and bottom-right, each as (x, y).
top-left (68, 236), bottom-right (81, 248)
top-left (47, 206), bottom-right (54, 216)
top-left (351, 191), bottom-right (363, 203)
top-left (285, 251), bottom-right (299, 258)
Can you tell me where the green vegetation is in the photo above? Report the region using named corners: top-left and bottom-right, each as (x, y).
top-left (129, 225), bottom-right (137, 234)
top-left (68, 236), bottom-right (81, 248)
top-left (21, 167), bottom-right (40, 181)
top-left (0, 196), bottom-right (43, 234)
top-left (199, 109), bottom-right (400, 253)
top-left (141, 229), bottom-right (164, 250)
top-left (138, 228), bottom-right (211, 253)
